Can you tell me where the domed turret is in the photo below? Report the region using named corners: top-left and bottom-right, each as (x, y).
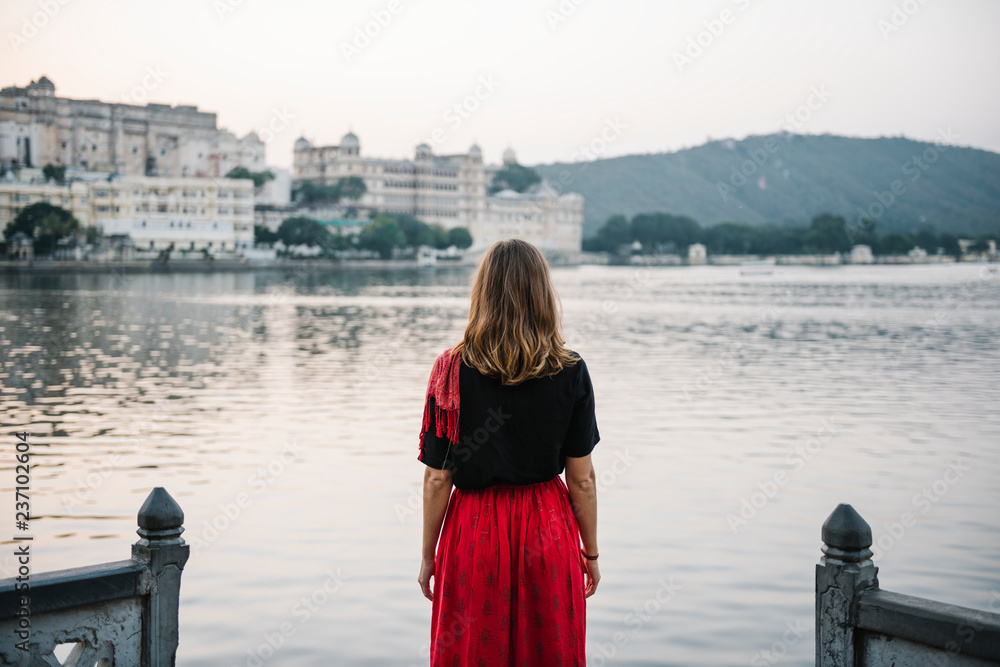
top-left (340, 131), bottom-right (360, 156)
top-left (416, 143), bottom-right (432, 160)
top-left (341, 131), bottom-right (359, 148)
top-left (468, 144), bottom-right (482, 163)
top-left (28, 76), bottom-right (55, 98)
top-left (502, 147), bottom-right (517, 165)
top-left (294, 136), bottom-right (312, 152)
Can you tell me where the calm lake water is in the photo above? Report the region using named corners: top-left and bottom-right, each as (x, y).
top-left (1, 263), bottom-right (999, 666)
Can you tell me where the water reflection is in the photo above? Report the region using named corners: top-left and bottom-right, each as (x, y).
top-left (1, 263), bottom-right (998, 666)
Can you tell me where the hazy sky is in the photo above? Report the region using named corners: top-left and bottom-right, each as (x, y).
top-left (3, 0), bottom-right (999, 169)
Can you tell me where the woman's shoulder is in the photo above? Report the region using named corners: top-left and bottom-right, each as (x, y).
top-left (556, 350), bottom-right (591, 381)
top-left (566, 349), bottom-right (588, 369)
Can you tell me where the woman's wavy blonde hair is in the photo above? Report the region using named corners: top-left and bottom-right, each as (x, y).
top-left (453, 239), bottom-right (578, 385)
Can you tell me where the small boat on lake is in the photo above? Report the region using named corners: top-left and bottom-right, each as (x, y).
top-left (740, 258), bottom-right (776, 275)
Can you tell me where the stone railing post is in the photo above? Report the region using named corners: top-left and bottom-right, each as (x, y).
top-left (131, 487), bottom-right (190, 667)
top-left (816, 503), bottom-right (879, 667)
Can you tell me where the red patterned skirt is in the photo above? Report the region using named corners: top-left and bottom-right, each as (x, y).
top-left (430, 475), bottom-right (587, 666)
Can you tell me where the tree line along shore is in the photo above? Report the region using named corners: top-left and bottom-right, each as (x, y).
top-left (583, 211), bottom-right (999, 259)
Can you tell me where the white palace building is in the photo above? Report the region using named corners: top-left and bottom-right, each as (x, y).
top-left (0, 76), bottom-right (265, 179)
top-left (293, 133), bottom-right (584, 253)
top-left (0, 76), bottom-right (585, 255)
top-left (0, 173), bottom-right (254, 253)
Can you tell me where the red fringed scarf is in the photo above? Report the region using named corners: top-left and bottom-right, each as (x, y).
top-left (419, 347), bottom-right (462, 457)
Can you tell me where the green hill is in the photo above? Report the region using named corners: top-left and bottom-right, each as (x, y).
top-left (533, 134), bottom-right (1000, 238)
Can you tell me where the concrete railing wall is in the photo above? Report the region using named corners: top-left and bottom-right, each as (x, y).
top-left (817, 503), bottom-right (1000, 666)
top-left (0, 487), bottom-right (189, 666)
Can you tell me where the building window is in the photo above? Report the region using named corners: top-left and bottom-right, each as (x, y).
top-left (132, 147), bottom-right (138, 155)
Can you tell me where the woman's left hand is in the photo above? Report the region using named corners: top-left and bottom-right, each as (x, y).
top-left (418, 557), bottom-right (436, 601)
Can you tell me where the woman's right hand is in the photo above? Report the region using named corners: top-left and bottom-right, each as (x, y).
top-left (583, 557), bottom-right (600, 597)
top-left (418, 556), bottom-right (436, 601)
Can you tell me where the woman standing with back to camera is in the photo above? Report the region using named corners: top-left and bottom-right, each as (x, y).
top-left (417, 239), bottom-right (600, 666)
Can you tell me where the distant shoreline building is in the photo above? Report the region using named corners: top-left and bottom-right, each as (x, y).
top-left (0, 77), bottom-right (265, 178)
top-left (293, 134), bottom-right (584, 252)
top-left (0, 173), bottom-right (254, 253)
top-left (1, 76), bottom-right (585, 254)
top-left (294, 132), bottom-right (486, 228)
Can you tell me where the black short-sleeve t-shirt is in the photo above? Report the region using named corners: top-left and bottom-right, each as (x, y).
top-left (418, 353), bottom-right (600, 490)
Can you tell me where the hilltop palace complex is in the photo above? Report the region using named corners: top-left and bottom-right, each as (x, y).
top-left (0, 77), bottom-right (584, 255)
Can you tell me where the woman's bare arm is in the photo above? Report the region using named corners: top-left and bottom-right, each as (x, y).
top-left (565, 454), bottom-right (600, 597)
top-left (418, 466), bottom-right (454, 601)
